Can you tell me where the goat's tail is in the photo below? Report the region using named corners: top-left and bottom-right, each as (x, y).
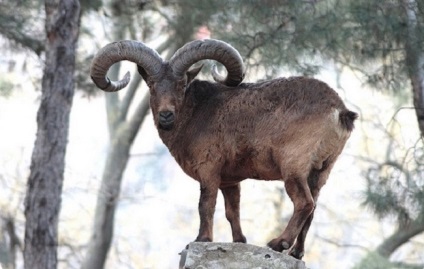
top-left (339, 110), bottom-right (358, 131)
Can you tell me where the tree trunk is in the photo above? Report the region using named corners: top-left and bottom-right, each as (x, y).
top-left (80, 135), bottom-right (132, 269)
top-left (23, 1), bottom-right (80, 269)
top-left (404, 0), bottom-right (424, 137)
top-left (80, 90), bottom-right (150, 269)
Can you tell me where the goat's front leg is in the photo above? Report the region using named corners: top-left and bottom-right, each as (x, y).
top-left (267, 176), bottom-right (314, 252)
top-left (220, 183), bottom-right (246, 243)
top-left (195, 179), bottom-right (220, 242)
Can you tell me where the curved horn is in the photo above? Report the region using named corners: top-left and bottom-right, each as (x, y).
top-left (169, 39), bottom-right (245, 87)
top-left (90, 40), bottom-right (163, 92)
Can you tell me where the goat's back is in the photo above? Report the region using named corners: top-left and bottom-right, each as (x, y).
top-left (190, 76), bottom-right (350, 131)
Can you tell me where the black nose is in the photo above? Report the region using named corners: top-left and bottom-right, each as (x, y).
top-left (158, 111), bottom-right (175, 130)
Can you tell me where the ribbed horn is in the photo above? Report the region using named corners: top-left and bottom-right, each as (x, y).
top-left (90, 40), bottom-right (163, 92)
top-left (169, 39), bottom-right (245, 87)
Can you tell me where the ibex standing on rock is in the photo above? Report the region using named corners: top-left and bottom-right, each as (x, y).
top-left (90, 39), bottom-right (357, 259)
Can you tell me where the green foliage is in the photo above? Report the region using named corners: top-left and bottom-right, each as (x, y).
top-left (175, 0), bottom-right (419, 93)
top-left (362, 141), bottom-right (424, 224)
top-left (0, 1), bottom-right (44, 54)
top-left (0, 79), bottom-right (13, 98)
top-left (343, 0), bottom-right (410, 93)
top-left (70, 0), bottom-right (423, 92)
top-left (80, 0), bottom-right (103, 12)
top-left (353, 251), bottom-right (395, 269)
top-left (348, 1), bottom-right (406, 57)
top-left (206, 0), bottom-right (333, 77)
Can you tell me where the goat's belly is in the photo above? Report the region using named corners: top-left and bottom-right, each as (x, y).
top-left (221, 159), bottom-right (281, 181)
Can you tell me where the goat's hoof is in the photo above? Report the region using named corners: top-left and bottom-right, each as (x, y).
top-left (267, 239), bottom-right (291, 252)
top-left (233, 235), bottom-right (247, 243)
top-left (289, 248), bottom-right (304, 260)
top-left (195, 236), bottom-right (212, 242)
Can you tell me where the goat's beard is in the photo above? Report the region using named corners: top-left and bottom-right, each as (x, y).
top-left (158, 122), bottom-right (174, 131)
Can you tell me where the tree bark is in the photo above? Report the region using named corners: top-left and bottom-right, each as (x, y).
top-left (403, 0), bottom-right (424, 137)
top-left (23, 1), bottom-right (80, 269)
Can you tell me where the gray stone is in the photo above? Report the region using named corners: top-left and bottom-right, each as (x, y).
top-left (179, 242), bottom-right (308, 269)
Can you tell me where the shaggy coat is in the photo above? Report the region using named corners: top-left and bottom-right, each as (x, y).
top-left (90, 39), bottom-right (358, 259)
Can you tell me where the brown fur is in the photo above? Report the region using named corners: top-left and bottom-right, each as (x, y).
top-left (147, 73), bottom-right (357, 259)
top-left (91, 39), bottom-right (357, 260)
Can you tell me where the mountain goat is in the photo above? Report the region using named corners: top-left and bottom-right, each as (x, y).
top-left (90, 39), bottom-right (357, 259)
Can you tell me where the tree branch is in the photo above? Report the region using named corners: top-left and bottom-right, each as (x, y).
top-left (119, 69), bottom-right (142, 123)
top-left (245, 18), bottom-right (292, 60)
top-left (0, 9), bottom-right (44, 55)
top-left (105, 92), bottom-right (121, 138)
top-left (376, 213), bottom-right (424, 258)
top-left (104, 61), bottom-right (122, 138)
top-left (315, 234), bottom-right (369, 251)
top-left (150, 4), bottom-right (175, 27)
top-left (125, 90), bottom-right (150, 143)
top-left (392, 261), bottom-right (424, 269)
top-left (0, 27), bottom-right (44, 55)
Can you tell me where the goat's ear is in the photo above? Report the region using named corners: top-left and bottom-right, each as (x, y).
top-left (137, 65), bottom-right (150, 84)
top-left (186, 64), bottom-right (203, 84)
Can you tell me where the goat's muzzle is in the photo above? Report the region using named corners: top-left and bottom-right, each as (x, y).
top-left (158, 111), bottom-right (175, 130)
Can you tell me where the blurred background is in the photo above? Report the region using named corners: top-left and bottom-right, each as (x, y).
top-left (0, 0), bottom-right (423, 268)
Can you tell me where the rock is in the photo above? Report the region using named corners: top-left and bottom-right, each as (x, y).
top-left (179, 242), bottom-right (308, 269)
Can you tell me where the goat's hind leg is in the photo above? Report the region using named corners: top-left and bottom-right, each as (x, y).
top-left (289, 211), bottom-right (315, 259)
top-left (267, 175), bottom-right (314, 252)
top-left (220, 183), bottom-right (246, 243)
top-left (289, 164), bottom-right (333, 259)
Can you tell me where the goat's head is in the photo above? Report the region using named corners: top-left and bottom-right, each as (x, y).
top-left (90, 39), bottom-right (245, 130)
